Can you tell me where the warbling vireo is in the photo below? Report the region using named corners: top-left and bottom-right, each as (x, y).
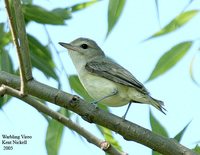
top-left (59, 38), bottom-right (166, 118)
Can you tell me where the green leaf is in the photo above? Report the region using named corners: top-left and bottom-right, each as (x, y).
top-left (97, 126), bottom-right (123, 152)
top-left (68, 75), bottom-right (92, 101)
top-left (193, 145), bottom-right (200, 154)
top-left (150, 110), bottom-right (168, 137)
top-left (0, 95), bottom-right (11, 108)
top-left (22, 4), bottom-right (65, 25)
top-left (147, 41), bottom-right (193, 81)
top-left (28, 34), bottom-right (58, 80)
top-left (45, 109), bottom-right (65, 155)
top-left (60, 107), bottom-right (71, 118)
top-left (174, 121), bottom-right (191, 142)
top-left (52, 8), bottom-right (71, 20)
top-left (106, 0), bottom-right (126, 38)
top-left (148, 10), bottom-right (199, 39)
top-left (0, 23), bottom-right (11, 47)
top-left (0, 49), bottom-right (14, 74)
top-left (71, 0), bottom-right (99, 12)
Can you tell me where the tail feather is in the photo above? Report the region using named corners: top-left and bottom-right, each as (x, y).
top-left (149, 97), bottom-right (166, 115)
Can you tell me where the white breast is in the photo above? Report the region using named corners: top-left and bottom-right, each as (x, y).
top-left (78, 67), bottom-right (130, 107)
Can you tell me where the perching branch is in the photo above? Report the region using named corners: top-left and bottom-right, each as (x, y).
top-left (0, 71), bottom-right (197, 155)
top-left (0, 84), bottom-right (125, 155)
top-left (4, 0), bottom-right (32, 94)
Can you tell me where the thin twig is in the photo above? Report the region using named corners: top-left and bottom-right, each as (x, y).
top-left (4, 0), bottom-right (32, 94)
top-left (154, 0), bottom-right (161, 28)
top-left (44, 26), bottom-right (69, 77)
top-left (0, 84), bottom-right (125, 155)
top-left (181, 0), bottom-right (194, 13)
top-left (43, 26), bottom-right (71, 87)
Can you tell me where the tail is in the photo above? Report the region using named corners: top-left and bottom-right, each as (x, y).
top-left (149, 97), bottom-right (166, 115)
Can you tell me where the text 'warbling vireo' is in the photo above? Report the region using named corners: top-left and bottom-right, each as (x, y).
top-left (59, 38), bottom-right (166, 118)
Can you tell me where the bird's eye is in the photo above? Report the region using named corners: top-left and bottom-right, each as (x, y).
top-left (80, 44), bottom-right (88, 49)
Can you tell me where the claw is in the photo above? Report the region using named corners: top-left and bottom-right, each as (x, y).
top-left (90, 101), bottom-right (98, 108)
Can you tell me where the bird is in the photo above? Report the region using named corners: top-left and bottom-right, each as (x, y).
top-left (59, 38), bottom-right (166, 118)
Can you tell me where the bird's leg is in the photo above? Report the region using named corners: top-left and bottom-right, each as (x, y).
top-left (122, 102), bottom-right (132, 119)
top-left (91, 89), bottom-right (118, 106)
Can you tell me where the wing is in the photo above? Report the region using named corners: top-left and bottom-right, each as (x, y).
top-left (85, 57), bottom-right (149, 94)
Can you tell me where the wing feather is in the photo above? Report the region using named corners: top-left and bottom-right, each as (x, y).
top-left (85, 57), bottom-right (149, 94)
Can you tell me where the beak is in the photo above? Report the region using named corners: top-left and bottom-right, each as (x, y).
top-left (59, 42), bottom-right (79, 51)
